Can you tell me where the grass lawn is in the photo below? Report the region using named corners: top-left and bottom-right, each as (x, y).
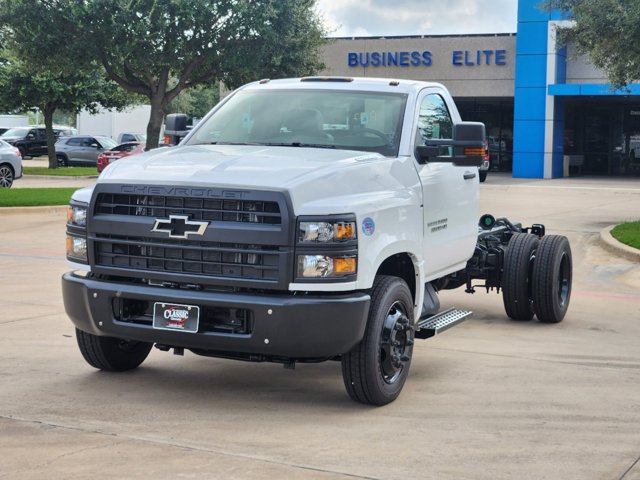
top-left (611, 221), bottom-right (640, 250)
top-left (24, 166), bottom-right (97, 176)
top-left (0, 187), bottom-right (78, 207)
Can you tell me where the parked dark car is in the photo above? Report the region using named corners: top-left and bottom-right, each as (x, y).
top-left (55, 135), bottom-right (118, 166)
top-left (97, 141), bottom-right (145, 172)
top-left (1, 126), bottom-right (76, 158)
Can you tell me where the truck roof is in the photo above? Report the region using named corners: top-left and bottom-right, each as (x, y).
top-left (241, 76), bottom-right (445, 94)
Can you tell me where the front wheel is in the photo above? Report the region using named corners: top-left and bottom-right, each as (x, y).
top-left (341, 276), bottom-right (414, 406)
top-left (76, 328), bottom-right (152, 371)
top-left (56, 154), bottom-right (68, 167)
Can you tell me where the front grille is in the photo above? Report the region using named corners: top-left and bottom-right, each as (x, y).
top-left (88, 185), bottom-right (292, 288)
top-left (95, 193), bottom-right (281, 225)
top-left (94, 234), bottom-right (280, 281)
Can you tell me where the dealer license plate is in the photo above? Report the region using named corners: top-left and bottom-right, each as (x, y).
top-left (153, 302), bottom-right (199, 333)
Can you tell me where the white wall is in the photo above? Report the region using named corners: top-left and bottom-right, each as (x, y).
top-left (76, 105), bottom-right (151, 140)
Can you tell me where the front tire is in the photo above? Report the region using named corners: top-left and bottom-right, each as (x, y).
top-left (341, 276), bottom-right (414, 406)
top-left (502, 232), bottom-right (539, 320)
top-left (479, 170), bottom-right (488, 182)
top-left (76, 328), bottom-right (152, 371)
top-left (532, 235), bottom-right (572, 323)
top-left (56, 154), bottom-right (68, 167)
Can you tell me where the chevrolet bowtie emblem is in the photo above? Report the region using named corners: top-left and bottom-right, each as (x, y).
top-left (151, 215), bottom-right (208, 239)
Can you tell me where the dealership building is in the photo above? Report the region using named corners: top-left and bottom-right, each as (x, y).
top-left (321, 0), bottom-right (640, 178)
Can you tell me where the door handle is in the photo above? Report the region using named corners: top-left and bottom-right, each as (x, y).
top-left (463, 171), bottom-right (476, 180)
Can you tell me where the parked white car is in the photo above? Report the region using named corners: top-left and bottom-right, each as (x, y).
top-left (0, 139), bottom-right (22, 188)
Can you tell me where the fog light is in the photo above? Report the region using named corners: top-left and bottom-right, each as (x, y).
top-left (66, 235), bottom-right (87, 262)
top-left (299, 255), bottom-right (333, 278)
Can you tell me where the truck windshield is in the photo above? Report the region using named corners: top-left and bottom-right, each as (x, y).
top-left (186, 89), bottom-right (407, 157)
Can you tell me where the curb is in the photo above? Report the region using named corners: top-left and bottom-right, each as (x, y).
top-left (23, 175), bottom-right (99, 180)
top-left (1, 205), bottom-right (67, 216)
top-left (599, 225), bottom-right (640, 262)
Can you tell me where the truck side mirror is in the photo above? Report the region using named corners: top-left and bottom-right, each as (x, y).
top-left (415, 121), bottom-right (486, 167)
top-left (165, 113), bottom-right (188, 132)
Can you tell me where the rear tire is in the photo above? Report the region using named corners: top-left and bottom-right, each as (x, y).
top-left (0, 164), bottom-right (14, 188)
top-left (502, 233), bottom-right (539, 320)
top-left (342, 276), bottom-right (414, 406)
top-left (532, 235), bottom-right (572, 323)
top-left (76, 328), bottom-right (152, 371)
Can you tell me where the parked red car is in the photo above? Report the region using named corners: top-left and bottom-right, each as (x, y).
top-left (97, 141), bottom-right (145, 172)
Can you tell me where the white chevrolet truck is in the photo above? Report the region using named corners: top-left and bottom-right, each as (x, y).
top-left (62, 77), bottom-right (572, 405)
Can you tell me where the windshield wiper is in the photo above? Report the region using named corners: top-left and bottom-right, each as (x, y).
top-left (193, 141), bottom-right (264, 146)
top-left (262, 142), bottom-right (336, 149)
top-left (191, 141), bottom-right (336, 149)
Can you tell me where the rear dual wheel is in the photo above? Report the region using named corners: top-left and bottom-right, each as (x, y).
top-left (502, 233), bottom-right (572, 323)
top-left (532, 235), bottom-right (572, 323)
top-left (502, 233), bottom-right (539, 320)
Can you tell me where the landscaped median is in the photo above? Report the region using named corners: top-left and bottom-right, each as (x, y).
top-left (600, 221), bottom-right (640, 262)
top-left (611, 221), bottom-right (640, 250)
top-left (23, 167), bottom-right (97, 177)
top-left (0, 188), bottom-right (78, 207)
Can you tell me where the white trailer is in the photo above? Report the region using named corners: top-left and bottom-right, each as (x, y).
top-left (0, 114), bottom-right (29, 129)
top-left (76, 105), bottom-right (150, 142)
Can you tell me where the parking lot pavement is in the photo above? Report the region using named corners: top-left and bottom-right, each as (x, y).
top-left (1, 177), bottom-right (640, 479)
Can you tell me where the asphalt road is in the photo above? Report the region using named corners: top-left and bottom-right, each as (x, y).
top-left (1, 175), bottom-right (639, 480)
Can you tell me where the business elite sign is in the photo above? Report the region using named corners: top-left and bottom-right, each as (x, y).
top-left (347, 49), bottom-right (507, 68)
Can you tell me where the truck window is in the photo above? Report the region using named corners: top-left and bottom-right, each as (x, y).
top-left (416, 94), bottom-right (453, 142)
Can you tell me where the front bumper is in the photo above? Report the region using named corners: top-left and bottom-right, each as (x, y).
top-left (62, 272), bottom-right (370, 359)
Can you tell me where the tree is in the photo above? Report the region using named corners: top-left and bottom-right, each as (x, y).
top-left (1, 0), bottom-right (328, 150)
top-left (545, 0), bottom-right (640, 88)
top-left (0, 55), bottom-right (134, 168)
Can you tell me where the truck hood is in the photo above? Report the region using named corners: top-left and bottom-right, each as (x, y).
top-left (100, 144), bottom-right (381, 188)
top-left (89, 144), bottom-right (421, 215)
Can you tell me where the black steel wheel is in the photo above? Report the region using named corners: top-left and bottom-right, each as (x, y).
top-left (532, 235), bottom-right (572, 323)
top-left (0, 164), bottom-right (14, 188)
top-left (341, 275), bottom-right (414, 406)
top-left (76, 328), bottom-right (152, 371)
top-left (502, 232), bottom-right (540, 320)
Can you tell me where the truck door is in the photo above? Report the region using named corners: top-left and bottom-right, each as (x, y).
top-left (413, 89), bottom-right (479, 279)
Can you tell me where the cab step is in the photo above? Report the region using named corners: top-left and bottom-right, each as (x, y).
top-left (415, 308), bottom-right (472, 339)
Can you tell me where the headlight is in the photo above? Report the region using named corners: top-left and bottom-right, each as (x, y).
top-left (297, 255), bottom-right (357, 278)
top-left (299, 221), bottom-right (356, 243)
top-left (66, 235), bottom-right (88, 262)
top-left (67, 205), bottom-right (87, 227)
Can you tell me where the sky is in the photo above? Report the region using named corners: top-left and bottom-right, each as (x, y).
top-left (314, 0), bottom-right (519, 37)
